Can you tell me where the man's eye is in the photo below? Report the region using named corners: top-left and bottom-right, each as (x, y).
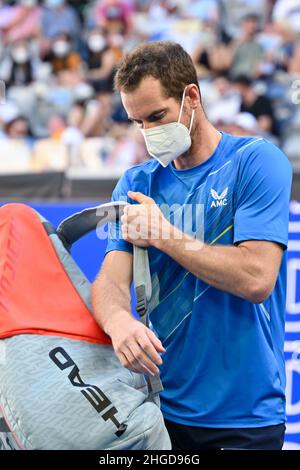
top-left (149, 114), bottom-right (164, 122)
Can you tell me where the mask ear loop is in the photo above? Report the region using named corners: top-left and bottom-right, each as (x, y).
top-left (178, 86), bottom-right (195, 134)
top-left (189, 109), bottom-right (195, 134)
top-left (177, 86), bottom-right (188, 124)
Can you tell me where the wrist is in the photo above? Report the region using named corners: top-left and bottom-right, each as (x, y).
top-left (103, 310), bottom-right (134, 337)
top-left (152, 222), bottom-right (182, 251)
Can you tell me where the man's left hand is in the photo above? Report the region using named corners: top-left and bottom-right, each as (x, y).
top-left (121, 191), bottom-right (171, 247)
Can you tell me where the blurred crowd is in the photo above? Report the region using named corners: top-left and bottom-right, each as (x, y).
top-left (0, 0), bottom-right (300, 175)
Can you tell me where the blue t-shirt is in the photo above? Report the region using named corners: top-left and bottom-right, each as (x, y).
top-left (105, 132), bottom-right (292, 428)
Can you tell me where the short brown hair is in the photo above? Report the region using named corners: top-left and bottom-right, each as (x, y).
top-left (114, 41), bottom-right (201, 102)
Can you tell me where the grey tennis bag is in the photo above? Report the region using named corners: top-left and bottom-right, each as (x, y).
top-left (0, 202), bottom-right (171, 450)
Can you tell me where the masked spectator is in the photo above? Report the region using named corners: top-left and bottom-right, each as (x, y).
top-left (44, 33), bottom-right (81, 79)
top-left (85, 29), bottom-right (120, 94)
top-left (40, 0), bottom-right (80, 56)
top-left (232, 75), bottom-right (279, 136)
top-left (0, 40), bottom-right (39, 87)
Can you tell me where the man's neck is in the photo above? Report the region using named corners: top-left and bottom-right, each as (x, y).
top-left (173, 118), bottom-right (222, 170)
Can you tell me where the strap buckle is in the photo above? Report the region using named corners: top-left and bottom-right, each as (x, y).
top-left (135, 285), bottom-right (148, 324)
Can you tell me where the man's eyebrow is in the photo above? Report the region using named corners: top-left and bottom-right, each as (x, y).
top-left (128, 108), bottom-right (167, 121)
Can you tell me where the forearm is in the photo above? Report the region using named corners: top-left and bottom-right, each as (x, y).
top-left (91, 273), bottom-right (133, 336)
top-left (154, 226), bottom-right (263, 302)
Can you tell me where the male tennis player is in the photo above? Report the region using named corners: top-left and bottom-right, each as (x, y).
top-left (91, 41), bottom-right (292, 450)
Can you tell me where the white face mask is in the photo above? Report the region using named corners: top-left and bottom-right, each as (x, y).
top-left (53, 40), bottom-right (70, 57)
top-left (11, 47), bottom-right (29, 64)
top-left (140, 86), bottom-right (195, 168)
top-left (88, 35), bottom-right (106, 53)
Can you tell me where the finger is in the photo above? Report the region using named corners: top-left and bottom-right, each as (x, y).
top-left (121, 213), bottom-right (128, 224)
top-left (123, 204), bottom-right (140, 217)
top-left (128, 191), bottom-right (155, 205)
top-left (122, 218), bottom-right (148, 242)
top-left (128, 341), bottom-right (159, 376)
top-left (146, 329), bottom-right (166, 353)
top-left (123, 348), bottom-right (156, 376)
top-left (117, 351), bottom-right (141, 374)
top-left (136, 335), bottom-right (163, 366)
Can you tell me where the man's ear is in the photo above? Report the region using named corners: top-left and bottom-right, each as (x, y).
top-left (188, 84), bottom-right (200, 108)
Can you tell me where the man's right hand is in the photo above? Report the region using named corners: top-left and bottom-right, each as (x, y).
top-left (106, 314), bottom-right (166, 376)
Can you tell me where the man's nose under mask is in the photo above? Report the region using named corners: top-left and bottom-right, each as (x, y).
top-left (140, 87), bottom-right (195, 168)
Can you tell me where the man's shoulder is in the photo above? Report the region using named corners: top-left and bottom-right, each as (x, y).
top-left (222, 133), bottom-right (263, 157)
top-left (225, 133), bottom-right (282, 158)
top-left (236, 136), bottom-right (290, 166)
top-left (229, 136), bottom-right (292, 196)
top-left (222, 133), bottom-right (291, 179)
top-left (123, 158), bottom-right (161, 181)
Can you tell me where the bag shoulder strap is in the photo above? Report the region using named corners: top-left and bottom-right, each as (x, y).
top-left (57, 201), bottom-right (128, 250)
top-left (58, 201), bottom-right (163, 398)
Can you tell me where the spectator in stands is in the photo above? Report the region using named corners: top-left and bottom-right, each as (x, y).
top-left (0, 114), bottom-right (34, 173)
top-left (43, 33), bottom-right (82, 86)
top-left (273, 22), bottom-right (297, 73)
top-left (272, 0), bottom-right (300, 33)
top-left (0, 0), bottom-right (298, 175)
top-left (32, 114), bottom-right (69, 170)
top-left (85, 28), bottom-right (117, 94)
top-left (230, 14), bottom-right (264, 78)
top-left (67, 82), bottom-right (104, 137)
top-left (67, 87), bottom-right (114, 138)
top-left (75, 29), bottom-right (124, 136)
top-left (200, 74), bottom-right (240, 125)
top-left (192, 11), bottom-right (265, 79)
top-left (0, 40), bottom-right (39, 87)
top-left (0, 1), bottom-right (15, 35)
top-left (0, 1), bottom-right (40, 43)
top-left (215, 111), bottom-right (261, 137)
top-left (40, 0), bottom-right (80, 56)
top-left (105, 123), bottom-right (148, 169)
top-left (226, 112), bottom-right (260, 136)
top-left (192, 39), bottom-right (233, 77)
top-left (94, 0), bottom-right (134, 36)
top-left (1, 0), bottom-right (41, 44)
top-left (146, 0), bottom-right (179, 26)
top-left (232, 74), bottom-right (279, 137)
top-left (289, 41), bottom-right (300, 76)
top-left (41, 0), bottom-right (80, 39)
top-left (219, 0), bottom-right (267, 42)
top-left (2, 115), bottom-right (31, 140)
top-left (0, 102), bottom-right (19, 138)
top-left (256, 21), bottom-right (290, 77)
top-left (181, 0), bottom-right (219, 24)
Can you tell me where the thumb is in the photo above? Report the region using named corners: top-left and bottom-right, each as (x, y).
top-left (128, 191), bottom-right (155, 205)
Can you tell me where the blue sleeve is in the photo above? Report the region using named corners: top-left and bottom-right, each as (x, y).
top-left (233, 140), bottom-right (292, 249)
top-left (105, 171), bottom-right (133, 256)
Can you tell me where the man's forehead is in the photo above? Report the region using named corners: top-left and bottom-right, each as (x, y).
top-left (120, 77), bottom-right (173, 119)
